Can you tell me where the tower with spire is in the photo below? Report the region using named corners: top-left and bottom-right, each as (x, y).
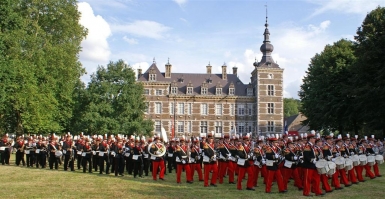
top-left (251, 5), bottom-right (284, 135)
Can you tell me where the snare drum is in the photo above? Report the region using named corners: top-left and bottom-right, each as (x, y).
top-left (316, 159), bottom-right (329, 174)
top-left (344, 159), bottom-right (353, 171)
top-left (349, 155), bottom-right (359, 166)
top-left (367, 155), bottom-right (375, 166)
top-left (327, 161), bottom-right (336, 175)
top-left (335, 157), bottom-right (345, 170)
top-left (359, 155), bottom-right (367, 166)
top-left (55, 150), bottom-right (63, 158)
top-left (375, 155), bottom-right (384, 164)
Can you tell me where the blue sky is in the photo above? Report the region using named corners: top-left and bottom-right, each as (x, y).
top-left (77, 0), bottom-right (384, 99)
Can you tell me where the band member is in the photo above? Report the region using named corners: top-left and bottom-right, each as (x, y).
top-left (63, 135), bottom-right (75, 171)
top-left (39, 138), bottom-right (48, 168)
top-left (228, 136), bottom-right (238, 183)
top-left (252, 138), bottom-right (266, 188)
top-left (202, 133), bottom-right (218, 187)
top-left (82, 139), bottom-right (93, 173)
top-left (343, 136), bottom-right (358, 184)
top-left (125, 136), bottom-right (134, 175)
top-left (14, 137), bottom-right (26, 166)
top-left (48, 139), bottom-right (60, 170)
top-left (265, 137), bottom-right (286, 194)
top-left (142, 138), bottom-right (151, 176)
top-left (167, 139), bottom-right (176, 173)
top-left (92, 138), bottom-right (100, 172)
top-left (218, 134), bottom-right (232, 184)
top-left (132, 137), bottom-right (144, 178)
top-left (302, 133), bottom-right (323, 196)
top-left (175, 137), bottom-right (192, 184)
top-left (113, 138), bottom-right (125, 176)
top-left (368, 138), bottom-right (382, 177)
top-left (76, 137), bottom-right (84, 170)
top-left (236, 136), bottom-right (254, 191)
top-left (150, 136), bottom-right (166, 181)
top-left (335, 138), bottom-right (352, 187)
top-left (0, 135), bottom-right (11, 165)
top-left (189, 137), bottom-right (203, 182)
top-left (98, 139), bottom-right (110, 174)
top-left (350, 137), bottom-right (365, 182)
top-left (282, 140), bottom-right (303, 191)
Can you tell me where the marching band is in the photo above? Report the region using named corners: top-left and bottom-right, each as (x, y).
top-left (0, 131), bottom-right (384, 197)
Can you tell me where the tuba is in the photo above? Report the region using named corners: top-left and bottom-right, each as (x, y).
top-left (148, 141), bottom-right (167, 157)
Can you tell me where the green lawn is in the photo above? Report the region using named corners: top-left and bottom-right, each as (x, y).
top-left (0, 155), bottom-right (384, 199)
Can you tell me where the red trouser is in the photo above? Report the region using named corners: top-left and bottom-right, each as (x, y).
top-left (253, 165), bottom-right (261, 187)
top-left (218, 161), bottom-right (228, 183)
top-left (204, 163), bottom-right (218, 186)
top-left (265, 169), bottom-right (285, 193)
top-left (364, 164), bottom-right (375, 178)
top-left (354, 165), bottom-right (364, 181)
top-left (177, 163), bottom-right (192, 183)
top-left (237, 164), bottom-right (254, 190)
top-left (320, 174), bottom-right (332, 192)
top-left (226, 161), bottom-right (235, 183)
top-left (338, 168), bottom-right (350, 185)
top-left (152, 160), bottom-right (165, 180)
top-left (331, 171), bottom-right (341, 188)
top-left (261, 165), bottom-right (267, 184)
top-left (293, 167), bottom-right (303, 188)
top-left (373, 163), bottom-right (380, 176)
top-left (303, 168), bottom-right (321, 196)
top-left (190, 163), bottom-right (203, 181)
top-left (348, 167), bottom-right (358, 183)
top-left (282, 167), bottom-right (303, 190)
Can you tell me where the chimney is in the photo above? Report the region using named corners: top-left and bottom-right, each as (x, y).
top-left (137, 68), bottom-right (142, 79)
top-left (232, 66), bottom-right (238, 75)
top-left (222, 63), bottom-right (227, 80)
top-left (206, 63), bottom-right (212, 74)
top-left (165, 58), bottom-right (172, 78)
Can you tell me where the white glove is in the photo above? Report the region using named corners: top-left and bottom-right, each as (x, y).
top-left (343, 154), bottom-right (348, 158)
top-left (350, 152), bottom-right (354, 155)
top-left (182, 160), bottom-right (186, 164)
top-left (156, 151), bottom-right (161, 155)
top-left (262, 160), bottom-right (266, 164)
top-left (335, 153), bottom-right (340, 157)
top-left (318, 155), bottom-right (322, 159)
top-left (294, 156), bottom-right (298, 160)
top-left (328, 156), bottom-right (333, 161)
top-left (375, 152), bottom-right (379, 155)
top-left (253, 156), bottom-right (256, 160)
top-left (275, 154), bottom-right (279, 159)
top-left (312, 159), bottom-right (317, 164)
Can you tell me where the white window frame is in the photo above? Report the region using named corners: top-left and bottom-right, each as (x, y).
top-left (268, 85), bottom-right (274, 96)
top-left (268, 121), bottom-right (275, 132)
top-left (215, 104), bottom-right (222, 115)
top-left (144, 89), bottom-right (149, 95)
top-left (200, 121), bottom-right (208, 134)
top-left (186, 121), bottom-right (192, 133)
top-left (155, 102), bottom-right (162, 114)
top-left (155, 120), bottom-right (161, 133)
top-left (247, 88), bottom-right (253, 96)
top-left (144, 102), bottom-right (149, 114)
top-left (215, 121), bottom-right (222, 134)
top-left (201, 103), bottom-right (208, 115)
top-left (229, 88), bottom-right (235, 95)
top-left (268, 103), bottom-right (274, 114)
top-left (170, 102), bottom-right (174, 114)
top-left (201, 87), bottom-right (207, 95)
top-left (238, 122), bottom-right (245, 134)
top-left (238, 104), bottom-right (245, 116)
top-left (156, 89), bottom-right (162, 95)
top-left (149, 74), bottom-right (156, 81)
top-left (216, 88), bottom-right (222, 95)
top-left (248, 104), bottom-right (252, 116)
top-left (187, 103), bottom-right (192, 115)
top-left (187, 87), bottom-right (193, 94)
top-left (230, 104), bottom-right (234, 116)
top-left (178, 103), bottom-right (184, 115)
top-left (177, 121), bottom-right (184, 133)
top-left (171, 87), bottom-right (177, 94)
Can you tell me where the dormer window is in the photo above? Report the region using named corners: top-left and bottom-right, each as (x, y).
top-left (216, 88), bottom-right (222, 95)
top-left (171, 87), bottom-right (177, 94)
top-left (201, 87), bottom-right (207, 95)
top-left (247, 88), bottom-right (253, 96)
top-left (149, 74), bottom-right (156, 81)
top-left (179, 78), bottom-right (184, 83)
top-left (229, 88), bottom-right (235, 95)
top-left (187, 87), bottom-right (193, 94)
top-left (207, 78), bottom-right (212, 84)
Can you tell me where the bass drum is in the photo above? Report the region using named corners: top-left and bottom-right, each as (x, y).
top-left (375, 155), bottom-right (384, 164)
top-left (344, 159), bottom-right (353, 171)
top-left (367, 155), bottom-right (375, 166)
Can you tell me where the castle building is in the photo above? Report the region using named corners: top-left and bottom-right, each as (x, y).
top-left (137, 17), bottom-right (283, 138)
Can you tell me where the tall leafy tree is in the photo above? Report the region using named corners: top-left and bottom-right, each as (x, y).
top-left (353, 6), bottom-right (385, 136)
top-left (283, 98), bottom-right (301, 118)
top-left (0, 0), bottom-right (87, 135)
top-left (82, 60), bottom-right (153, 136)
top-left (299, 39), bottom-right (357, 133)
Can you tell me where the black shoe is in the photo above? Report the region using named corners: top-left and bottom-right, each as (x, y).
top-left (359, 180), bottom-right (365, 182)
top-left (210, 183), bottom-right (217, 187)
top-left (335, 187), bottom-right (343, 190)
top-left (187, 181), bottom-right (193, 184)
top-left (316, 193), bottom-right (325, 196)
top-left (298, 188), bottom-right (304, 191)
top-left (326, 190), bottom-right (333, 193)
top-left (376, 175), bottom-right (382, 177)
top-left (119, 173), bottom-right (124, 176)
top-left (229, 182), bottom-right (236, 184)
top-left (352, 182), bottom-right (358, 184)
top-left (280, 190), bottom-right (288, 193)
top-left (345, 184), bottom-right (352, 187)
top-left (246, 187), bottom-right (255, 191)
top-left (160, 178), bottom-right (165, 181)
top-left (303, 195), bottom-right (313, 197)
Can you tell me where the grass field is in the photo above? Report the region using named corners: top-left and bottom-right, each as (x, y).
top-left (0, 155), bottom-right (384, 199)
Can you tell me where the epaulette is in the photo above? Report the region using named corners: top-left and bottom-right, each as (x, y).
top-left (304, 145), bottom-right (311, 151)
top-left (203, 144), bottom-right (209, 149)
top-left (151, 145), bottom-right (155, 148)
top-left (323, 145), bottom-right (329, 150)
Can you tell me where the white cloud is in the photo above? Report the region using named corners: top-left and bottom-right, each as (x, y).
top-left (307, 0), bottom-right (385, 18)
top-left (123, 36), bottom-right (138, 44)
top-left (111, 20), bottom-right (171, 39)
top-left (173, 0), bottom-right (188, 7)
top-left (78, 2), bottom-right (112, 85)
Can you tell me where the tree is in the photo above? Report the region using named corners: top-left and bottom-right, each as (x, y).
top-left (299, 39), bottom-right (357, 133)
top-left (352, 6), bottom-right (385, 136)
top-left (81, 60), bottom-right (153, 136)
top-left (283, 98), bottom-right (301, 118)
top-left (0, 0), bottom-right (87, 135)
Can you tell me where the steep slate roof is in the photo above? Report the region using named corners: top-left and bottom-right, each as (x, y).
top-left (138, 63), bottom-right (249, 96)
